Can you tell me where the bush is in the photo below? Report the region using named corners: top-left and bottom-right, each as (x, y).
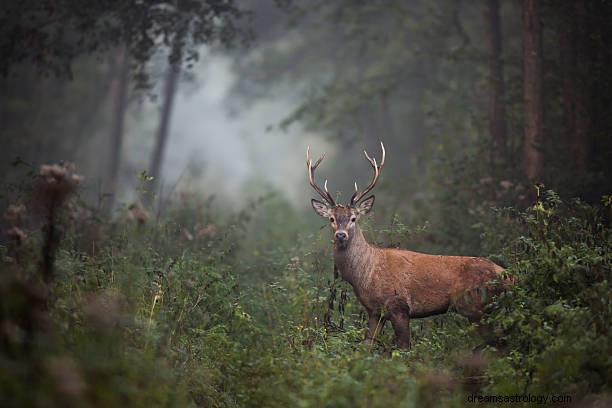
top-left (483, 190), bottom-right (611, 398)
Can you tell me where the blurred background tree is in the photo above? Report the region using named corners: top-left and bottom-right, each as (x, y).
top-left (1, 0), bottom-right (250, 209)
top-left (227, 0), bottom-right (611, 252)
top-left (0, 0), bottom-right (610, 252)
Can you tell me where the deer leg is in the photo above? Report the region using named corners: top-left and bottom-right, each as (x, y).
top-left (386, 298), bottom-right (411, 349)
top-left (389, 313), bottom-right (411, 349)
top-left (365, 311), bottom-right (386, 343)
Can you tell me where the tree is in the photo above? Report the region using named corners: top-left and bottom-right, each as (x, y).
top-left (0, 1), bottom-right (250, 87)
top-left (522, 0), bottom-right (543, 182)
top-left (0, 0), bottom-right (251, 210)
top-left (105, 47), bottom-right (130, 212)
top-left (231, 1), bottom-right (492, 173)
top-left (557, 2), bottom-right (590, 168)
top-left (148, 29), bottom-right (185, 201)
top-left (483, 0), bottom-right (507, 168)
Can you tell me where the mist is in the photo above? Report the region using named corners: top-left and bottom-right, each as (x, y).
top-left (1, 0), bottom-right (610, 222)
top-left (122, 50), bottom-right (333, 210)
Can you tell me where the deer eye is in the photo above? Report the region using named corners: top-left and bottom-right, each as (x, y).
top-left (329, 217), bottom-right (335, 223)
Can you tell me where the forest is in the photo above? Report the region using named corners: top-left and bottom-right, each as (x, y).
top-left (0, 0), bottom-right (610, 407)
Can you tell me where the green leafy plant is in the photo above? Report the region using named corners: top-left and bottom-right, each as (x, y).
top-left (483, 190), bottom-right (611, 397)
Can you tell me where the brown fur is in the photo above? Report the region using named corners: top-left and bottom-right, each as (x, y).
top-left (312, 199), bottom-right (509, 349)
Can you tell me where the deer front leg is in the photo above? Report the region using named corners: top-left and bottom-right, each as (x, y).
top-left (386, 298), bottom-right (411, 349)
top-left (389, 313), bottom-right (411, 349)
top-left (365, 310), bottom-right (386, 343)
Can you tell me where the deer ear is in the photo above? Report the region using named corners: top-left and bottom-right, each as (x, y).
top-left (356, 195), bottom-right (375, 215)
top-left (311, 199), bottom-right (331, 217)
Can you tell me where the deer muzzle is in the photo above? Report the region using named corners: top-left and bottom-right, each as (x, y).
top-left (334, 230), bottom-right (348, 242)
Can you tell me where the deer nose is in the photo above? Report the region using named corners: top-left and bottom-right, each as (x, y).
top-left (335, 231), bottom-right (348, 241)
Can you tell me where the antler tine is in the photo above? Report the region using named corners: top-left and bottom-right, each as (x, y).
top-left (363, 141), bottom-right (386, 168)
top-left (306, 146), bottom-right (336, 206)
top-left (350, 141), bottom-right (386, 205)
top-left (349, 181), bottom-right (359, 204)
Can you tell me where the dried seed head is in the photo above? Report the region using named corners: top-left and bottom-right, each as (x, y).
top-left (194, 223), bottom-right (216, 240)
top-left (66, 201), bottom-right (88, 221)
top-left (34, 163), bottom-right (82, 213)
top-left (3, 204), bottom-right (26, 223)
top-left (7, 226), bottom-right (28, 245)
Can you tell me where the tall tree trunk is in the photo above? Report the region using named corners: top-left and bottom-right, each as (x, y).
top-left (522, 0), bottom-right (544, 182)
top-left (557, 2), bottom-right (590, 168)
top-left (570, 1), bottom-right (590, 167)
top-left (557, 2), bottom-right (576, 150)
top-left (149, 34), bottom-right (183, 202)
top-left (106, 47), bottom-right (129, 212)
top-left (483, 0), bottom-right (507, 168)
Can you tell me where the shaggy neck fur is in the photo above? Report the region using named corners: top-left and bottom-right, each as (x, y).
top-left (333, 224), bottom-right (378, 291)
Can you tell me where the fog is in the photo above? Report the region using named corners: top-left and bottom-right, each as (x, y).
top-left (1, 2), bottom-right (440, 216)
top-left (6, 0), bottom-right (582, 220)
top-left (123, 51), bottom-right (333, 210)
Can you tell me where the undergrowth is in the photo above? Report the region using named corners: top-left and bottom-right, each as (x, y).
top-left (1, 168), bottom-right (610, 407)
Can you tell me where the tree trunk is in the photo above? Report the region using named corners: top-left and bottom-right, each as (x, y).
top-left (570, 1), bottom-right (590, 167)
top-left (149, 34), bottom-right (183, 202)
top-left (557, 2), bottom-right (575, 150)
top-left (557, 2), bottom-right (590, 168)
top-left (522, 0), bottom-right (544, 182)
top-left (106, 47), bottom-right (129, 212)
top-left (483, 0), bottom-right (507, 167)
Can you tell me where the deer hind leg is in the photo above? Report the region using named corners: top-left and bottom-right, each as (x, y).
top-left (385, 297), bottom-right (411, 349)
top-left (365, 309), bottom-right (386, 343)
top-left (452, 286), bottom-right (487, 323)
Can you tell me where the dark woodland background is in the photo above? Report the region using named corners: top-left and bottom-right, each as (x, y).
top-left (1, 1), bottom-right (610, 407)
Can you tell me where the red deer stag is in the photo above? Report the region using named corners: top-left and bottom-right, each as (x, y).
top-left (306, 142), bottom-right (508, 348)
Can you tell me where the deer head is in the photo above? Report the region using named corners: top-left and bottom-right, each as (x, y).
top-left (307, 142), bottom-right (385, 246)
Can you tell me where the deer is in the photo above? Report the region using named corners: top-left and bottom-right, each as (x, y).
top-left (306, 142), bottom-right (510, 348)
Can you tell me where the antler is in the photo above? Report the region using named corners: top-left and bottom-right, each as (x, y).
top-left (306, 146), bottom-right (336, 206)
top-left (350, 141), bottom-right (386, 205)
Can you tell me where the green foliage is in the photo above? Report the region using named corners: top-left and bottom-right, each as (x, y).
top-left (483, 190), bottom-right (611, 397)
top-left (0, 0), bottom-right (251, 84)
top-left (1, 188), bottom-right (250, 406)
top-left (2, 163), bottom-right (611, 407)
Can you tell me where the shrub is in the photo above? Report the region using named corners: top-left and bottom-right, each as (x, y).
top-left (483, 190), bottom-right (611, 398)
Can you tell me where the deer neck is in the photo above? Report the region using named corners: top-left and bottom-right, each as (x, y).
top-left (333, 225), bottom-right (378, 290)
